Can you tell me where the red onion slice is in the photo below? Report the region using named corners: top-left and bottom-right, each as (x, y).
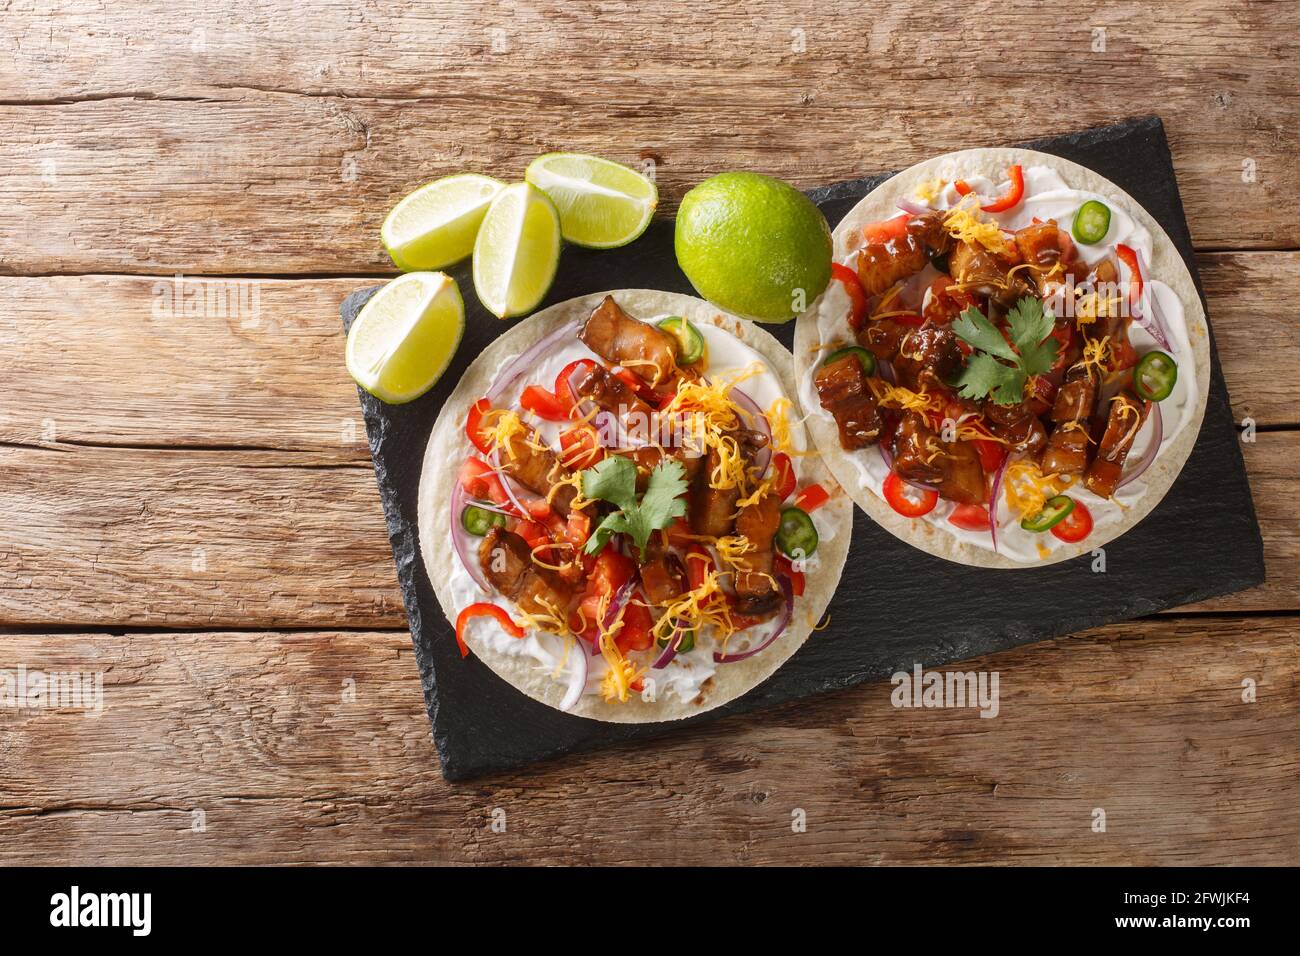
top-left (486, 320), bottom-right (581, 405)
top-left (1134, 247), bottom-right (1175, 354)
top-left (729, 384), bottom-right (772, 477)
top-left (449, 484), bottom-right (492, 594)
top-left (988, 455), bottom-right (1010, 553)
top-left (896, 199), bottom-right (932, 216)
top-left (1117, 402), bottom-right (1164, 490)
top-left (713, 575), bottom-right (794, 663)
top-left (558, 640), bottom-right (589, 712)
top-left (589, 578), bottom-right (637, 656)
top-left (651, 620), bottom-right (685, 669)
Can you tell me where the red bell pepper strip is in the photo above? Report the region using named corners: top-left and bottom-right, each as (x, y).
top-left (830, 262), bottom-right (869, 330)
top-left (978, 164), bottom-right (1024, 213)
top-left (520, 384), bottom-right (569, 422)
top-left (455, 602), bottom-right (524, 658)
top-left (793, 483), bottom-right (830, 513)
top-left (772, 452), bottom-right (797, 501)
top-left (1115, 243), bottom-right (1143, 313)
top-left (465, 398), bottom-right (493, 454)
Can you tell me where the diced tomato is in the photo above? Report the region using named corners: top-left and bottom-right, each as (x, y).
top-left (559, 424), bottom-right (604, 470)
top-left (793, 483), bottom-right (830, 513)
top-left (973, 439), bottom-right (1006, 474)
top-left (684, 545), bottom-right (712, 590)
top-left (455, 602), bottom-right (523, 658)
top-left (562, 511), bottom-right (590, 550)
top-left (554, 359), bottom-right (596, 411)
top-left (515, 518), bottom-right (550, 555)
top-left (891, 312), bottom-right (927, 328)
top-left (1051, 500), bottom-right (1093, 543)
top-left (831, 262), bottom-right (869, 330)
top-left (458, 457), bottom-right (513, 510)
top-left (948, 503), bottom-right (991, 532)
top-left (979, 164), bottom-right (1024, 213)
top-left (774, 554), bottom-right (805, 596)
top-left (615, 601), bottom-right (654, 654)
top-left (882, 471), bottom-right (938, 518)
top-left (520, 384), bottom-right (569, 422)
top-left (1109, 327), bottom-right (1139, 373)
top-left (772, 452), bottom-right (797, 501)
top-left (465, 398), bottom-right (493, 454)
top-left (862, 213), bottom-right (910, 246)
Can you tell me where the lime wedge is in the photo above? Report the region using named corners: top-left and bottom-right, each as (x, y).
top-left (382, 174), bottom-right (504, 271)
top-left (346, 272), bottom-right (465, 403)
top-left (472, 182), bottom-right (562, 318)
top-left (525, 153), bottom-right (657, 249)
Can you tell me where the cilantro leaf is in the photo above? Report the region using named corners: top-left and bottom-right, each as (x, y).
top-left (954, 351), bottom-right (1021, 403)
top-left (581, 458), bottom-right (688, 558)
top-left (950, 297), bottom-right (1059, 405)
top-left (580, 455), bottom-right (636, 512)
top-left (952, 306), bottom-right (1017, 362)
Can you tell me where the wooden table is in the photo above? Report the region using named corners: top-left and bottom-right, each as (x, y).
top-left (1, 1), bottom-right (1296, 866)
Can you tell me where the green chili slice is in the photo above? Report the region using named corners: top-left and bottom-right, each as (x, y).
top-left (1071, 200), bottom-right (1112, 245)
top-left (658, 316), bottom-right (705, 365)
top-left (1020, 495), bottom-right (1076, 533)
top-left (823, 345), bottom-right (877, 377)
top-left (461, 504), bottom-right (506, 536)
top-left (1133, 350), bottom-right (1178, 402)
top-left (776, 506), bottom-right (819, 559)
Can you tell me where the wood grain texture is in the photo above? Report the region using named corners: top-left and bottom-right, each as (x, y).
top-left (1, 0), bottom-right (1295, 866)
top-left (0, 429), bottom-right (1292, 630)
top-left (1, 0), bottom-right (1296, 273)
top-left (0, 619), bottom-right (1293, 865)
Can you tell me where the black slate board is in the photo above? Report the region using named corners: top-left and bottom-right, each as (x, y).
top-left (341, 116), bottom-right (1264, 781)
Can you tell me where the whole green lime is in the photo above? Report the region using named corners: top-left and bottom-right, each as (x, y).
top-left (674, 172), bottom-right (832, 323)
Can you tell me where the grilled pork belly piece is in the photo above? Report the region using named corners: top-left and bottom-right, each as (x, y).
top-left (857, 231), bottom-right (928, 298)
top-left (1041, 364), bottom-right (1100, 477)
top-left (687, 430), bottom-right (767, 538)
top-left (640, 539), bottom-right (687, 607)
top-left (982, 400), bottom-right (1047, 459)
top-left (731, 489), bottom-right (782, 618)
top-left (947, 240), bottom-right (1033, 305)
top-left (479, 527), bottom-right (574, 617)
top-left (498, 423), bottom-right (584, 517)
top-left (892, 412), bottom-right (984, 505)
top-left (579, 295), bottom-right (679, 389)
top-left (1084, 392), bottom-right (1148, 498)
top-left (857, 316), bottom-right (913, 361)
top-left (893, 324), bottom-right (961, 393)
top-left (814, 353), bottom-right (881, 450)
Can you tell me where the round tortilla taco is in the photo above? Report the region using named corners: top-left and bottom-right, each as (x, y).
top-left (419, 289), bottom-right (851, 721)
top-left (793, 148), bottom-right (1209, 568)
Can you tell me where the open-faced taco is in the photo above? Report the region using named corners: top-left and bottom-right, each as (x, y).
top-left (419, 290), bottom-right (851, 720)
top-left (793, 148), bottom-right (1209, 568)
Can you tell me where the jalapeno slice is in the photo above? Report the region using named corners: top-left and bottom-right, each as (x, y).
top-left (461, 503), bottom-right (506, 536)
top-left (1133, 350), bottom-right (1178, 402)
top-left (822, 345), bottom-right (877, 377)
top-left (658, 316), bottom-right (705, 365)
top-left (776, 506), bottom-right (819, 559)
top-left (656, 621), bottom-right (696, 654)
top-left (1071, 200), bottom-right (1111, 245)
top-left (1020, 495), bottom-right (1076, 533)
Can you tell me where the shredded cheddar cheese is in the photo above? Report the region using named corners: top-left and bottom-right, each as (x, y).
top-left (1003, 460), bottom-right (1068, 522)
top-left (867, 378), bottom-right (943, 415)
top-left (943, 201), bottom-right (1013, 256)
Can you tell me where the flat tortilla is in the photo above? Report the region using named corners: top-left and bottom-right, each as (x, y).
top-left (418, 290), bottom-right (852, 721)
top-left (793, 148), bottom-right (1210, 569)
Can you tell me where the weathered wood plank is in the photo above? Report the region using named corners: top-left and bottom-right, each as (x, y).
top-left (0, 619), bottom-right (1293, 865)
top-left (0, 253), bottom-right (1293, 459)
top-left (0, 428), bottom-right (1291, 630)
top-left (1, 0), bottom-right (1295, 272)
